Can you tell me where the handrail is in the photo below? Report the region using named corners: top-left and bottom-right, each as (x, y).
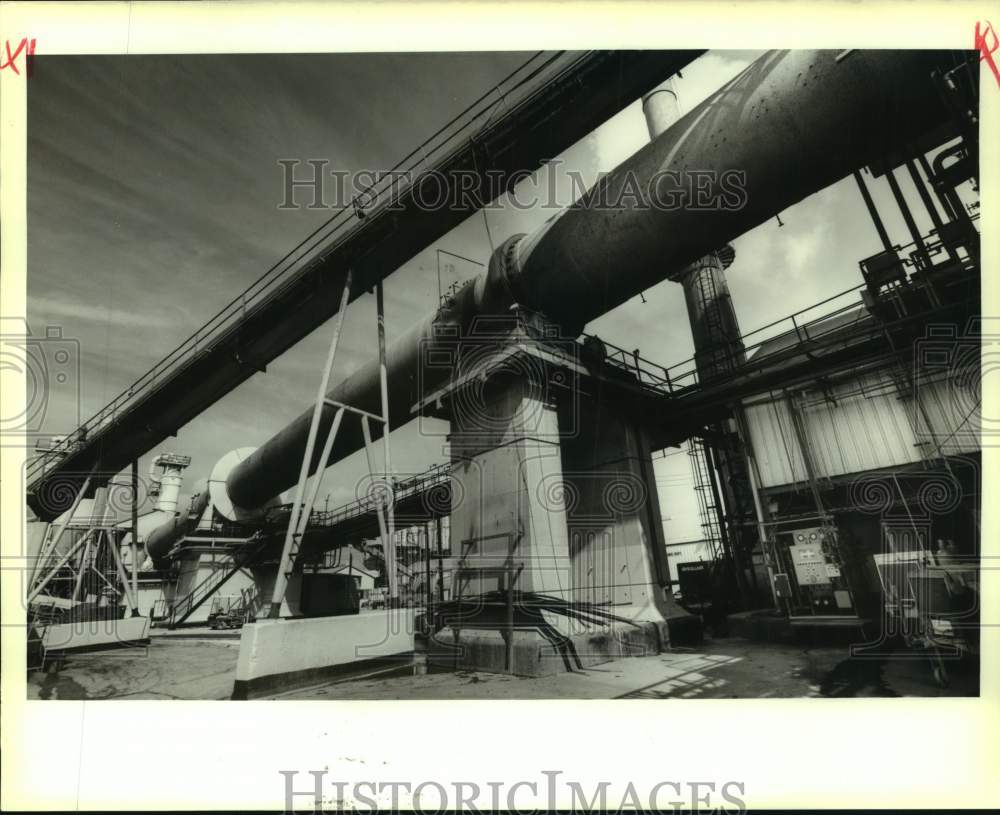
top-left (168, 534), bottom-right (269, 626)
top-left (587, 286), bottom-right (885, 399)
top-left (304, 462), bottom-right (452, 529)
top-left (631, 214), bottom-right (981, 397)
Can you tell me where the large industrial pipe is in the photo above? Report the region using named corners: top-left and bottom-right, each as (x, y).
top-left (497, 49), bottom-right (951, 329)
top-left (226, 283), bottom-right (485, 512)
top-left (145, 488), bottom-right (210, 567)
top-left (225, 49), bottom-right (953, 515)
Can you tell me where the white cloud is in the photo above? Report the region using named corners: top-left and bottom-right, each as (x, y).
top-left (673, 51), bottom-right (763, 114)
top-left (29, 295), bottom-right (175, 330)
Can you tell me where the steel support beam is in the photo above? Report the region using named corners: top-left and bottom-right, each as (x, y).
top-left (268, 271), bottom-right (353, 617)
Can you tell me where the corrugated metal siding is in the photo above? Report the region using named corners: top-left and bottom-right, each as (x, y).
top-left (744, 366), bottom-right (979, 489)
top-left (911, 375), bottom-right (980, 457)
top-left (743, 398), bottom-right (805, 488)
top-left (801, 369), bottom-right (922, 478)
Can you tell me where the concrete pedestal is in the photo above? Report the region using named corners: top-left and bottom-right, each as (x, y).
top-left (231, 609), bottom-right (415, 699)
top-left (434, 334), bottom-right (699, 676)
top-left (449, 370), bottom-right (572, 600)
top-left (41, 615), bottom-right (151, 654)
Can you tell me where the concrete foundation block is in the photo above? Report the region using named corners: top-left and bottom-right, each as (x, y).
top-left (42, 615), bottom-right (151, 654)
top-left (231, 610), bottom-right (415, 699)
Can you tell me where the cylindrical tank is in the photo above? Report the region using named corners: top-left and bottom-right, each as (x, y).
top-left (148, 453), bottom-right (192, 513)
top-left (225, 49), bottom-right (952, 514)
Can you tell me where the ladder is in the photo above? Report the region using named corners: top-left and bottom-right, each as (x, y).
top-left (712, 424), bottom-right (761, 562)
top-left (238, 584), bottom-right (263, 622)
top-left (687, 438), bottom-right (728, 565)
top-left (692, 260), bottom-right (727, 340)
top-left (452, 530), bottom-right (524, 672)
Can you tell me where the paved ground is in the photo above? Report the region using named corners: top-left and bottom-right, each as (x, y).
top-left (27, 629), bottom-right (977, 700)
top-left (269, 638), bottom-right (976, 700)
top-left (28, 633), bottom-right (241, 700)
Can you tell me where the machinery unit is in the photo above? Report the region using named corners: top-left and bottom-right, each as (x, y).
top-left (676, 560), bottom-right (713, 609)
top-left (770, 525), bottom-right (860, 623)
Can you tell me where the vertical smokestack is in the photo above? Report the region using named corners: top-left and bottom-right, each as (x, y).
top-left (641, 79), bottom-right (745, 380)
top-left (641, 79), bottom-right (681, 138)
top-left (149, 453), bottom-right (191, 513)
top-left (644, 78), bottom-right (754, 602)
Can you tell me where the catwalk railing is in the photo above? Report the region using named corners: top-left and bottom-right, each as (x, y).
top-left (595, 215), bottom-right (979, 402)
top-left (281, 462), bottom-right (452, 531)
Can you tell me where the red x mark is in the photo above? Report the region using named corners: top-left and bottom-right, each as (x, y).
top-left (975, 20), bottom-right (1000, 89)
top-left (0, 38), bottom-right (36, 77)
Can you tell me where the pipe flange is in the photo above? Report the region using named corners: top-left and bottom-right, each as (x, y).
top-left (209, 447), bottom-right (269, 523)
top-left (483, 233), bottom-right (527, 312)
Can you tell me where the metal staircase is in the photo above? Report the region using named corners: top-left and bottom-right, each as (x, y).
top-left (361, 542), bottom-right (416, 584)
top-left (163, 534), bottom-right (271, 629)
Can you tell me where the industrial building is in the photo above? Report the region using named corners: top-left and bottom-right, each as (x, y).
top-left (22, 47), bottom-right (981, 699)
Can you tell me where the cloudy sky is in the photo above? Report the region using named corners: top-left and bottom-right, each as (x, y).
top-left (26, 50), bottom-right (948, 542)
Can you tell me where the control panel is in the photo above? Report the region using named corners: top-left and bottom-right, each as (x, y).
top-left (789, 527), bottom-right (833, 586)
top-left (774, 525), bottom-right (858, 619)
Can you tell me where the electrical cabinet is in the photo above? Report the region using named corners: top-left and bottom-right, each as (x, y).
top-left (771, 524), bottom-right (859, 622)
